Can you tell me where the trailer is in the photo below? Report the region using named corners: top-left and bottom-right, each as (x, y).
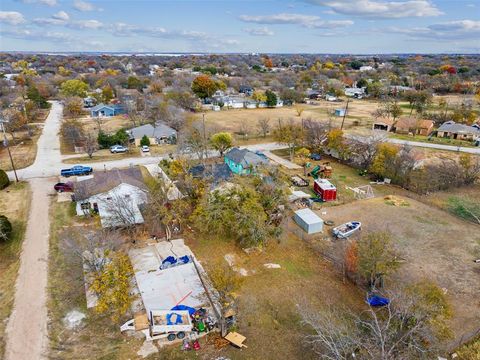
top-left (313, 179), bottom-right (337, 202)
top-left (121, 309), bottom-right (194, 341)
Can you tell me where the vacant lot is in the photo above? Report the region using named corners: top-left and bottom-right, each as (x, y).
top-left (324, 196), bottom-right (480, 343)
top-left (0, 131), bottom-right (40, 171)
top-left (0, 182), bottom-right (31, 358)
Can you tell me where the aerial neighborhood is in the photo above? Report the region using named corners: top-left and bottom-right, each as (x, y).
top-left (0, 1), bottom-right (480, 359)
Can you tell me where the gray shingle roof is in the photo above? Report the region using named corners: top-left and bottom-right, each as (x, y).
top-left (225, 148), bottom-right (269, 167)
top-left (129, 123), bottom-right (177, 139)
top-left (437, 121), bottom-right (480, 135)
top-left (75, 167), bottom-right (147, 200)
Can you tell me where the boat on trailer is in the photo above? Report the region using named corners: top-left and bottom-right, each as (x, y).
top-left (332, 221), bottom-right (361, 238)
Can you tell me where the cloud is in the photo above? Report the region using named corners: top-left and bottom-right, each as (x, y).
top-left (73, 0), bottom-right (97, 12)
top-left (16, 0), bottom-right (57, 6)
top-left (70, 19), bottom-right (103, 29)
top-left (244, 27), bottom-right (275, 36)
top-left (52, 11), bottom-right (69, 21)
top-left (238, 13), bottom-right (353, 28)
top-left (0, 11), bottom-right (26, 25)
top-left (386, 20), bottom-right (480, 40)
top-left (306, 0), bottom-right (442, 18)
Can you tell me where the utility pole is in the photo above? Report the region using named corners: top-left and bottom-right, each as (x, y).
top-left (340, 98), bottom-right (350, 130)
top-left (0, 119), bottom-right (19, 182)
top-left (202, 113), bottom-right (207, 163)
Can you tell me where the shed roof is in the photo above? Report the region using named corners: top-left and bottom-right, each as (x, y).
top-left (294, 208), bottom-right (323, 225)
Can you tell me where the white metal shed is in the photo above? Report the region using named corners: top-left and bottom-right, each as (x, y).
top-left (294, 208), bottom-right (324, 234)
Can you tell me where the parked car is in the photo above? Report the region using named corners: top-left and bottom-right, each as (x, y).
top-left (54, 182), bottom-right (74, 192)
top-left (60, 165), bottom-right (93, 177)
top-left (110, 145), bottom-right (128, 153)
top-left (310, 153), bottom-right (322, 161)
top-left (141, 145), bottom-right (150, 152)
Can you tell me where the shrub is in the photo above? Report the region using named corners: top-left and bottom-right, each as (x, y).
top-left (140, 135), bottom-right (150, 147)
top-left (0, 215), bottom-right (12, 242)
top-left (0, 169), bottom-right (10, 190)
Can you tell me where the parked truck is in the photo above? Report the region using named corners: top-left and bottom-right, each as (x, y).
top-left (60, 165), bottom-right (93, 177)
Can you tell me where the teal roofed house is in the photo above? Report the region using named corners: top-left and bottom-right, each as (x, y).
top-left (224, 147), bottom-right (269, 175)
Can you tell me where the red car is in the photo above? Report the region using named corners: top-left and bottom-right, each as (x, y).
top-left (54, 182), bottom-right (74, 192)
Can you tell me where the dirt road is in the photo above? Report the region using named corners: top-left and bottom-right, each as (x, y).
top-left (5, 178), bottom-right (53, 360)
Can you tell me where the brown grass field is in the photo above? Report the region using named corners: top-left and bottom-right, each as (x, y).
top-left (0, 182), bottom-right (31, 358)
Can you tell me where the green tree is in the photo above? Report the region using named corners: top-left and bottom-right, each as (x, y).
top-left (102, 85), bottom-right (114, 103)
top-left (27, 85), bottom-right (49, 109)
top-left (60, 79), bottom-right (89, 97)
top-left (0, 215), bottom-right (12, 242)
top-left (357, 231), bottom-right (399, 287)
top-left (194, 183), bottom-right (269, 247)
top-left (140, 135), bottom-right (150, 147)
top-left (252, 90), bottom-right (267, 103)
top-left (126, 76), bottom-right (143, 91)
top-left (210, 132), bottom-right (233, 157)
top-left (326, 129), bottom-right (350, 160)
top-left (265, 90), bottom-right (278, 107)
top-left (0, 169), bottom-right (10, 190)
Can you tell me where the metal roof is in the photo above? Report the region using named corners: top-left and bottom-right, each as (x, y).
top-left (294, 208), bottom-right (323, 225)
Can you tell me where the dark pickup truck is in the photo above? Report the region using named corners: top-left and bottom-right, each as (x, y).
top-left (60, 165), bottom-right (93, 177)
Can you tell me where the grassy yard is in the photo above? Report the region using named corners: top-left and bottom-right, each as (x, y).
top-left (0, 132), bottom-right (40, 171)
top-left (0, 182), bottom-right (31, 358)
top-left (48, 201), bottom-right (144, 360)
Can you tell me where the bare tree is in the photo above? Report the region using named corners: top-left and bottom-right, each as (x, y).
top-left (347, 132), bottom-right (387, 169)
top-left (303, 118), bottom-right (330, 151)
top-left (257, 117), bottom-right (270, 138)
top-left (83, 132), bottom-right (98, 159)
top-left (299, 284), bottom-right (451, 360)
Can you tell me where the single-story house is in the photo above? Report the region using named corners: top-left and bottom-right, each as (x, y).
top-left (128, 123), bottom-right (177, 146)
top-left (224, 147), bottom-right (269, 175)
top-left (294, 208), bottom-right (324, 234)
top-left (90, 103), bottom-right (126, 117)
top-left (436, 121), bottom-right (480, 141)
top-left (74, 167), bottom-right (148, 228)
top-left (394, 117), bottom-right (434, 136)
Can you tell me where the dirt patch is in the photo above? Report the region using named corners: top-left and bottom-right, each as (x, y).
top-left (324, 196), bottom-right (480, 341)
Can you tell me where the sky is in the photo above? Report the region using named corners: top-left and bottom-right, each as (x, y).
top-left (0, 0), bottom-right (479, 53)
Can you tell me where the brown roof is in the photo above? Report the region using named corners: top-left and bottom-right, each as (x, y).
top-left (75, 167), bottom-right (147, 200)
top-left (395, 117), bottom-right (433, 130)
top-left (373, 117), bottom-right (394, 126)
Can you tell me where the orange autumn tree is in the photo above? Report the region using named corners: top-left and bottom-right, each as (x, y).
top-left (345, 241), bottom-right (358, 273)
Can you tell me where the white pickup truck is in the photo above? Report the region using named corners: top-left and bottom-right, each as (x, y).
top-left (121, 310), bottom-right (193, 341)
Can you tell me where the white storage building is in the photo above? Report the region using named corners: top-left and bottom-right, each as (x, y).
top-left (294, 208), bottom-right (324, 234)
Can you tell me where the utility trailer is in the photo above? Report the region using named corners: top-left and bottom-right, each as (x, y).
top-left (121, 309), bottom-right (193, 341)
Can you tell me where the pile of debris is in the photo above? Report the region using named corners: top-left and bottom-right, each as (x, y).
top-left (384, 195), bottom-right (409, 207)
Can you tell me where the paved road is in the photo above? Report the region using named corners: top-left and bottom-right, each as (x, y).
top-left (386, 138), bottom-right (480, 155)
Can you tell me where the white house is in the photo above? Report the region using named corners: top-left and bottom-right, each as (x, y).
top-left (74, 168), bottom-right (148, 228)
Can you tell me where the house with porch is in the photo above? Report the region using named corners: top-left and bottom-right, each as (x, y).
top-left (436, 121), bottom-right (480, 141)
top-left (128, 123), bottom-right (177, 146)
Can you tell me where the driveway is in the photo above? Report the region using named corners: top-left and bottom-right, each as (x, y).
top-left (263, 151), bottom-right (302, 169)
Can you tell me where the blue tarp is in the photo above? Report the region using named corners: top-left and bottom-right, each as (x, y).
top-left (367, 295), bottom-right (390, 307)
top-left (159, 255), bottom-right (191, 270)
top-left (166, 312), bottom-right (185, 325)
top-left (171, 304), bottom-right (196, 316)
